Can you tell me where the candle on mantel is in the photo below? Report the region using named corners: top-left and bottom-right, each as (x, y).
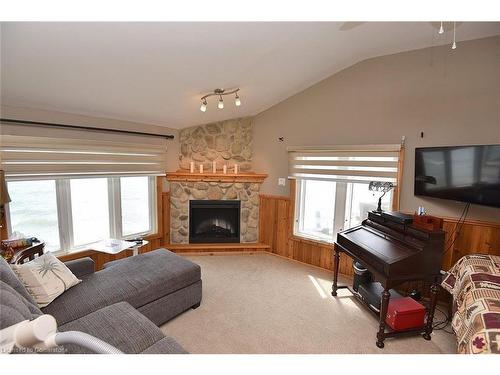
top-left (234, 164), bottom-right (239, 174)
top-left (199, 164), bottom-right (204, 173)
top-left (190, 161), bottom-right (195, 173)
top-left (223, 165), bottom-right (227, 174)
top-left (212, 161), bottom-right (216, 174)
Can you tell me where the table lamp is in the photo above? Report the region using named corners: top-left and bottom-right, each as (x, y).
top-left (368, 181), bottom-right (394, 213)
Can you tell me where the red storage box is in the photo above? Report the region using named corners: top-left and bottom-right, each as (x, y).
top-left (386, 297), bottom-right (426, 331)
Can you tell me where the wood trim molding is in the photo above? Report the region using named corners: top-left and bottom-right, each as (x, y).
top-left (259, 194), bottom-right (290, 201)
top-left (391, 145), bottom-right (404, 211)
top-left (166, 242), bottom-right (271, 254)
top-left (0, 217), bottom-right (7, 241)
top-left (155, 176), bottom-right (164, 241)
top-left (173, 250), bottom-right (267, 256)
top-left (166, 170), bottom-right (267, 183)
top-left (162, 192), bottom-right (170, 244)
top-left (290, 235), bottom-right (334, 249)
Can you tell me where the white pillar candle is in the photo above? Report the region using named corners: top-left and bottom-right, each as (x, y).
top-left (223, 165), bottom-right (227, 174)
top-left (234, 164), bottom-right (238, 174)
top-left (212, 161), bottom-right (216, 174)
top-left (190, 161), bottom-right (195, 173)
top-left (199, 164), bottom-right (204, 173)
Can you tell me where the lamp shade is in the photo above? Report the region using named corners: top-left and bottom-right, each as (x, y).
top-left (0, 170), bottom-right (11, 205)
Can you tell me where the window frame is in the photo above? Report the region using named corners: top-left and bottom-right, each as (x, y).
top-left (119, 176), bottom-right (157, 238)
top-left (6, 176), bottom-right (157, 253)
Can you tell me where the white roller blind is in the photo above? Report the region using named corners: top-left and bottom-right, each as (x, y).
top-left (0, 121), bottom-right (169, 180)
top-left (288, 144), bottom-right (401, 184)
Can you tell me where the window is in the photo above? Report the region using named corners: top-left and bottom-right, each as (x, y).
top-left (295, 180), bottom-right (393, 242)
top-left (290, 144), bottom-right (400, 243)
top-left (120, 176), bottom-right (152, 236)
top-left (344, 182), bottom-right (392, 228)
top-left (71, 178), bottom-right (111, 246)
top-left (7, 180), bottom-right (60, 252)
top-left (296, 180), bottom-right (336, 241)
top-left (7, 176), bottom-right (156, 252)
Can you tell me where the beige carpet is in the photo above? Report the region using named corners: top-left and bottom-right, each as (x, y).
top-left (161, 253), bottom-right (457, 354)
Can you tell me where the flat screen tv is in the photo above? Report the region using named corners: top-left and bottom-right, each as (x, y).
top-left (414, 145), bottom-right (500, 208)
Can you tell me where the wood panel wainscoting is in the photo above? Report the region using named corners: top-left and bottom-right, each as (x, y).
top-left (259, 180), bottom-right (500, 278)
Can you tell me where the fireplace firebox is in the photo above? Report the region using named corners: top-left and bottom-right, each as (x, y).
top-left (189, 200), bottom-right (241, 243)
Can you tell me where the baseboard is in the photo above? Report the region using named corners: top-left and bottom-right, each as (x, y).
top-left (176, 250), bottom-right (268, 256)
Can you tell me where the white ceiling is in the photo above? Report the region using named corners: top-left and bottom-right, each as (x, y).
top-left (1, 22), bottom-right (499, 129)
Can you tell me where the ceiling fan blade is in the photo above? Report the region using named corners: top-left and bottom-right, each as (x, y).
top-left (339, 22), bottom-right (366, 31)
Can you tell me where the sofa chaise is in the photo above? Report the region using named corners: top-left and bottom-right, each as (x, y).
top-left (0, 249), bottom-right (202, 354)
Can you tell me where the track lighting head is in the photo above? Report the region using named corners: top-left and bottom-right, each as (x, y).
top-left (199, 88), bottom-right (241, 112)
top-left (200, 99), bottom-right (207, 112)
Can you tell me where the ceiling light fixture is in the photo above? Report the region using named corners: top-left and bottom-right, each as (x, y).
top-left (199, 88), bottom-right (241, 112)
top-left (438, 22), bottom-right (444, 34)
top-left (452, 22), bottom-right (457, 50)
top-left (200, 98), bottom-right (207, 112)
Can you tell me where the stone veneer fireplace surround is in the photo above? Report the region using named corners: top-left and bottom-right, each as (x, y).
top-left (168, 178), bottom-right (264, 244)
top-left (167, 118), bottom-right (266, 245)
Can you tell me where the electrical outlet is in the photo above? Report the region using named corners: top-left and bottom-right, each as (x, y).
top-left (278, 178), bottom-right (286, 186)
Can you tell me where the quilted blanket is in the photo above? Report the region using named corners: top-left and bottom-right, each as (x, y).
top-left (441, 254), bottom-right (500, 354)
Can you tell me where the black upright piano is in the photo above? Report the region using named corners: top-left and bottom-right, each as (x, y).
top-left (332, 211), bottom-right (445, 348)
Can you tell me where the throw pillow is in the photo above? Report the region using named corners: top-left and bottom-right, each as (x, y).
top-left (11, 253), bottom-right (81, 308)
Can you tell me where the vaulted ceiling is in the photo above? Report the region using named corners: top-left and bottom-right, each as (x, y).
top-left (1, 22), bottom-right (499, 129)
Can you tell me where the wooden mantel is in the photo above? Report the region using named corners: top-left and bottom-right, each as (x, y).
top-left (165, 170), bottom-right (268, 183)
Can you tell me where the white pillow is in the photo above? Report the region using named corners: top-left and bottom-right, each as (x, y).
top-left (11, 252), bottom-right (81, 308)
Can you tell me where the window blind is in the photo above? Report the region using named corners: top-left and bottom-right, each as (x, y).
top-left (0, 121), bottom-right (168, 180)
top-left (288, 144), bottom-right (401, 184)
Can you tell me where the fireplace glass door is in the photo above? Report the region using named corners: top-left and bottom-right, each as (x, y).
top-left (189, 200), bottom-right (241, 243)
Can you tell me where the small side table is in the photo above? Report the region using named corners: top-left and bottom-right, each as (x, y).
top-left (89, 238), bottom-right (149, 257)
top-left (130, 240), bottom-right (149, 256)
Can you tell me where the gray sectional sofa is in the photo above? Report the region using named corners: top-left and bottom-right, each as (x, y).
top-left (0, 249), bottom-right (202, 354)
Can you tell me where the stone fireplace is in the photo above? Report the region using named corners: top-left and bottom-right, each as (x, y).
top-left (168, 179), bottom-right (262, 244)
top-left (167, 117), bottom-right (266, 245)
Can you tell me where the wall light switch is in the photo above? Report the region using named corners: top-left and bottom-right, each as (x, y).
top-left (278, 178), bottom-right (286, 186)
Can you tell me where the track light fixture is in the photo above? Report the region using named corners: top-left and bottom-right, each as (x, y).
top-left (199, 88), bottom-right (241, 112)
top-left (200, 98), bottom-right (207, 112)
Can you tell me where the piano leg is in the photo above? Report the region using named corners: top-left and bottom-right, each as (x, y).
top-left (423, 282), bottom-right (439, 340)
top-left (331, 249), bottom-right (340, 297)
top-left (376, 289), bottom-right (390, 349)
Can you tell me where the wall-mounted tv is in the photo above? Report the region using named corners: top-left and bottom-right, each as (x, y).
top-left (415, 145), bottom-right (500, 208)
